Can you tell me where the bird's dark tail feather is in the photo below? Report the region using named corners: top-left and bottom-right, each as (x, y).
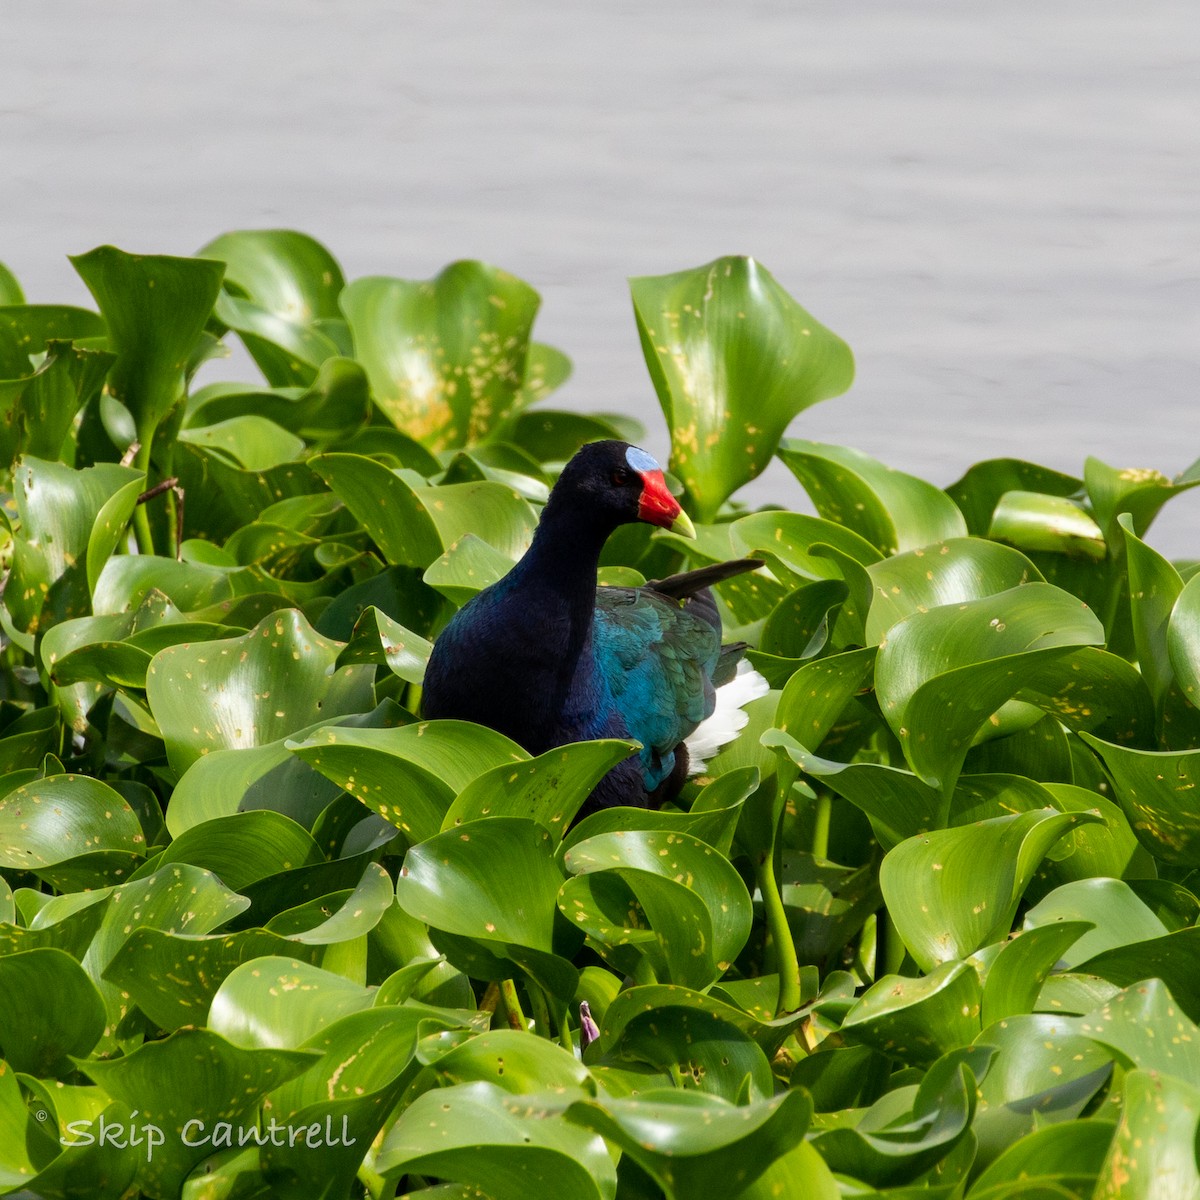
top-left (645, 557), bottom-right (764, 600)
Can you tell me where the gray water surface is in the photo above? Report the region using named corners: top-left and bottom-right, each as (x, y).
top-left (3, 2), bottom-right (1199, 549)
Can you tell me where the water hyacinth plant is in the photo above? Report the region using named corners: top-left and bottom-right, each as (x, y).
top-left (0, 229), bottom-right (1197, 1198)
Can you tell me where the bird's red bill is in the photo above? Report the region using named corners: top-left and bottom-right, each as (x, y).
top-left (637, 470), bottom-right (683, 528)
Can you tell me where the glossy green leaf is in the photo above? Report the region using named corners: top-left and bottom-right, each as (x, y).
top-left (980, 921), bottom-right (1093, 1025)
top-left (876, 583), bottom-right (1109, 790)
top-left (1079, 732), bottom-right (1200, 866)
top-left (1077, 978), bottom-right (1200, 1080)
top-left (599, 983), bottom-right (810, 1060)
top-left (0, 339), bottom-right (114, 467)
top-left (379, 1080), bottom-right (617, 1200)
top-left (166, 700), bottom-right (407, 837)
top-left (423, 1027), bottom-right (593, 1096)
top-left (199, 228), bottom-right (345, 386)
top-left (5, 457), bottom-right (144, 637)
top-left (187, 355), bottom-right (370, 440)
top-left (342, 262), bottom-right (542, 449)
top-left (566, 1086), bottom-right (812, 1200)
top-left (78, 1026), bottom-right (314, 1199)
top-left (1022, 878), bottom-right (1170, 966)
top-left (561, 829), bottom-right (751, 989)
top-left (1084, 454), bottom-right (1200, 543)
top-left (146, 608), bottom-right (374, 773)
top-left (864, 538), bottom-right (1042, 645)
top-left (397, 817), bottom-right (575, 965)
top-left (336, 604), bottom-right (433, 684)
top-left (71, 245), bottom-right (224, 445)
top-left (631, 257), bottom-right (853, 520)
top-left (209, 956), bottom-right (375, 1049)
top-left (1120, 513), bottom-right (1183, 711)
top-left (0, 948), bottom-right (105, 1075)
top-left (1167, 570), bottom-right (1200, 706)
top-left (0, 773), bottom-right (144, 876)
top-left (880, 808), bottom-right (1101, 970)
top-left (778, 439), bottom-right (966, 554)
top-left (311, 451), bottom-right (536, 567)
top-left (598, 1003), bottom-right (773, 1102)
top-left (81, 863), bottom-right (249, 1039)
top-left (151, 810), bottom-right (321, 889)
top-left (290, 719), bottom-right (524, 842)
top-left (842, 961), bottom-right (983, 1065)
top-left (971, 1013), bottom-right (1112, 1170)
top-left (946, 458), bottom-right (1083, 537)
top-left (0, 261), bottom-right (23, 305)
top-left (443, 739), bottom-right (637, 836)
top-left (1093, 1069), bottom-right (1200, 1199)
top-left (810, 1046), bottom-right (990, 1186)
top-left (967, 1119), bottom-right (1114, 1200)
top-left (987, 491), bottom-right (1107, 560)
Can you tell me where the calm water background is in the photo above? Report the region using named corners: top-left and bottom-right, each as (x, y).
top-left (3, 2), bottom-right (1199, 550)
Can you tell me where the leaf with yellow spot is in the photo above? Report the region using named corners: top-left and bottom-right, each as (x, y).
top-left (631, 256), bottom-right (853, 522)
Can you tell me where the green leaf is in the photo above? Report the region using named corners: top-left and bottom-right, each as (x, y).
top-left (842, 961), bottom-right (983, 1066)
top-left (630, 257), bottom-right (854, 520)
top-left (290, 718), bottom-right (524, 842)
top-left (342, 262), bottom-right (542, 449)
top-left (1079, 732), bottom-right (1200, 866)
top-left (5, 457), bottom-right (144, 637)
top-left (311, 452), bottom-right (536, 567)
top-left (187, 355), bottom-right (371, 441)
top-left (880, 808), bottom-right (1102, 970)
top-left (0, 948), bottom-right (106, 1075)
top-left (967, 1119), bottom-right (1114, 1200)
top-left (1077, 978), bottom-right (1200, 1080)
top-left (778, 439), bottom-right (966, 554)
top-left (875, 583), bottom-right (1110, 791)
top-left (71, 245), bottom-right (225, 445)
top-left (1167, 570), bottom-right (1200, 706)
top-left (336, 604), bottom-right (433, 684)
top-left (1022, 878), bottom-right (1170, 966)
top-left (78, 1026), bottom-right (314, 1199)
top-left (565, 1086), bottom-right (812, 1200)
top-left (443, 739), bottom-right (638, 836)
top-left (198, 229), bottom-right (345, 386)
top-left (945, 457), bottom-right (1083, 537)
top-left (396, 818), bottom-right (578, 994)
top-left (424, 1027), bottom-right (593, 1096)
top-left (1084, 454), bottom-right (1200, 543)
top-left (809, 1046), bottom-right (989, 1186)
top-left (167, 700), bottom-right (408, 837)
top-left (971, 1013), bottom-right (1112, 1171)
top-left (561, 829), bottom-right (751, 989)
top-left (146, 608), bottom-right (375, 773)
top-left (600, 1001), bottom-right (774, 1103)
top-left (987, 491), bottom-right (1107, 560)
top-left (209, 956), bottom-right (375, 1049)
top-left (0, 773), bottom-right (144, 876)
top-left (0, 261), bottom-right (24, 305)
top-left (864, 537), bottom-right (1042, 646)
top-left (1093, 1070), bottom-right (1200, 1199)
top-left (82, 863), bottom-right (249, 1040)
top-left (980, 921), bottom-right (1093, 1025)
top-left (151, 810), bottom-right (321, 890)
top-left (0, 339), bottom-right (114, 467)
top-left (379, 1080), bottom-right (617, 1200)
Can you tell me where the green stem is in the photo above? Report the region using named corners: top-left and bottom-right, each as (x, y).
top-left (879, 906), bottom-right (907, 977)
top-left (759, 849), bottom-right (801, 1015)
top-left (132, 440), bottom-right (156, 557)
top-left (527, 980), bottom-right (552, 1039)
top-left (811, 792), bottom-right (831, 861)
top-left (499, 978), bottom-right (528, 1031)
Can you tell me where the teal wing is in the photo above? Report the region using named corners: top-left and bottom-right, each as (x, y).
top-left (592, 586), bottom-right (722, 790)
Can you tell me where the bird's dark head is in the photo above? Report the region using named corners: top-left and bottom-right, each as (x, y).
top-left (552, 441), bottom-right (696, 538)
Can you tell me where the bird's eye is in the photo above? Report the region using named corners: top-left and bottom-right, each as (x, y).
top-left (611, 468), bottom-right (633, 486)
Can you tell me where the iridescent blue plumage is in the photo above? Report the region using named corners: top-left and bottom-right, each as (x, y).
top-left (421, 440), bottom-right (760, 815)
